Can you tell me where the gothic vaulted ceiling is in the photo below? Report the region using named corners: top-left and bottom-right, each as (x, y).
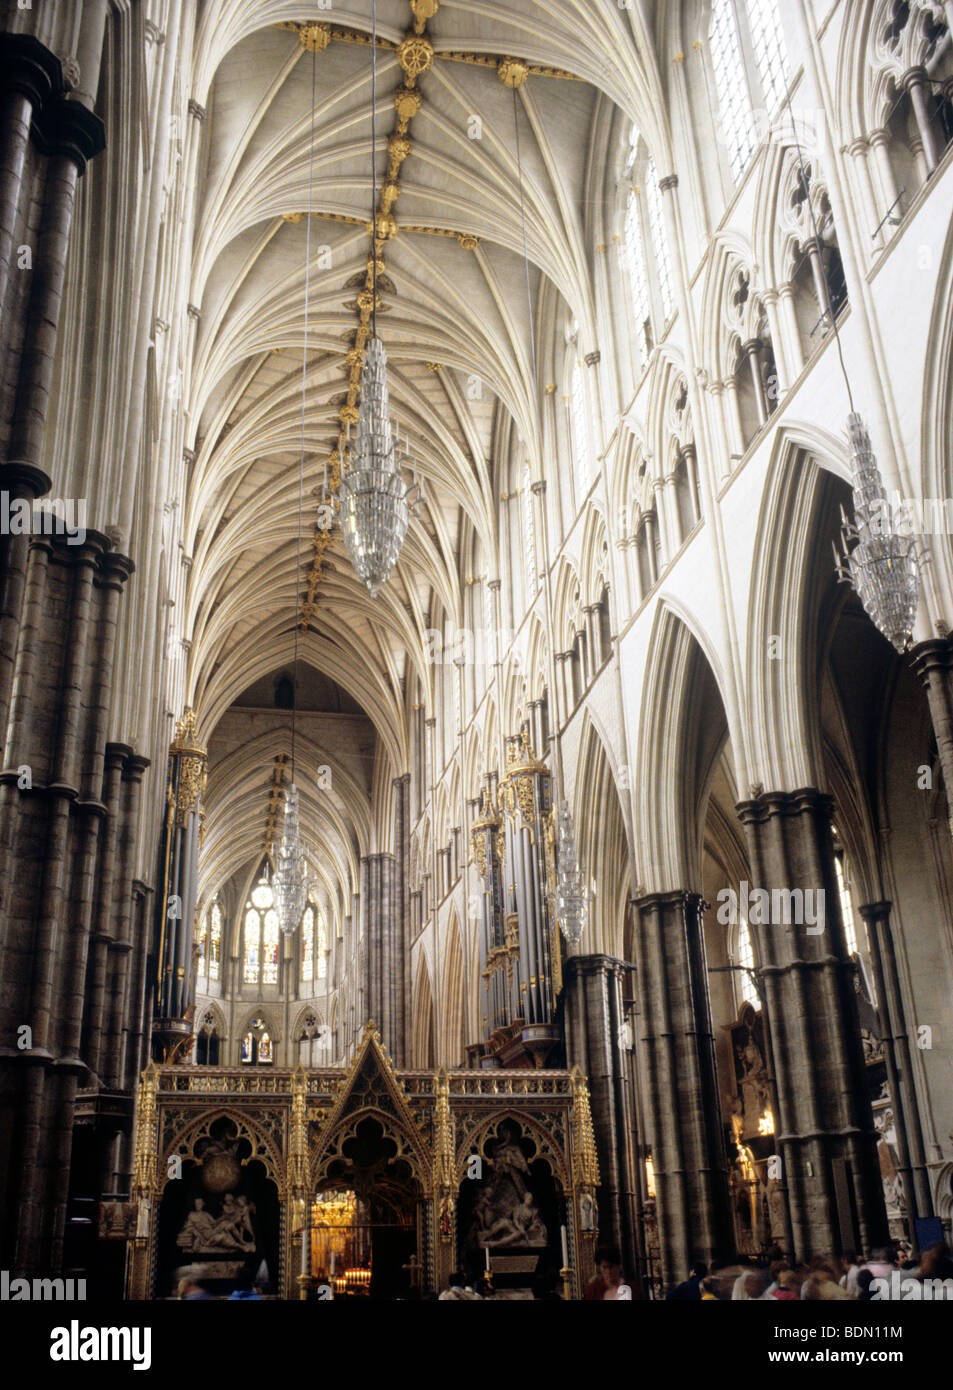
top-left (183, 1), bottom-right (659, 912)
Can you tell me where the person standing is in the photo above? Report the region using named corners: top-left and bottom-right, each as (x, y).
top-left (438, 1271), bottom-right (482, 1300)
top-left (595, 1246), bottom-right (632, 1300)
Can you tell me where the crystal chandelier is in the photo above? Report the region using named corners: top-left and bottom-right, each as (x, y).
top-left (553, 800), bottom-right (587, 948)
top-left (273, 783), bottom-right (309, 935)
top-left (339, 338), bottom-right (414, 596)
top-left (833, 413), bottom-right (918, 653)
top-left (339, 0), bottom-right (416, 598)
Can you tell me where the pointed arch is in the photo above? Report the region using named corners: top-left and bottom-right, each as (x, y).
top-left (440, 911), bottom-right (466, 1065)
top-left (412, 951), bottom-right (436, 1069)
top-left (635, 601), bottom-right (734, 892)
top-left (746, 425), bottom-right (853, 791)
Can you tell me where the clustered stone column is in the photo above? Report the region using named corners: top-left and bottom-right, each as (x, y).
top-left (393, 772), bottom-right (411, 1068)
top-left (563, 954), bottom-right (641, 1280)
top-left (152, 712), bottom-right (207, 1061)
top-left (631, 890), bottom-right (733, 1284)
top-left (0, 28), bottom-right (147, 1279)
top-left (736, 789), bottom-right (887, 1261)
top-left (858, 900), bottom-right (934, 1224)
top-left (360, 851), bottom-right (403, 1063)
top-left (910, 634), bottom-right (953, 835)
top-left (0, 532), bottom-right (142, 1275)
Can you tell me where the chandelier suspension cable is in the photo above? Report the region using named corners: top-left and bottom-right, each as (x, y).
top-left (338, 0), bottom-right (411, 597)
top-left (272, 46), bottom-right (319, 935)
top-left (293, 45), bottom-right (319, 783)
top-left (773, 22), bottom-right (917, 652)
top-left (513, 85), bottom-right (563, 791)
top-left (371, 0), bottom-right (378, 340)
top-left (512, 84), bottom-right (585, 946)
top-left (778, 56), bottom-right (853, 412)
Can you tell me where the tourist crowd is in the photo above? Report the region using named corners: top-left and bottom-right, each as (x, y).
top-left (663, 1242), bottom-right (953, 1301)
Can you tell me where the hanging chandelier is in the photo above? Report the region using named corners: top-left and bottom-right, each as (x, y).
top-left (765, 30), bottom-right (920, 654)
top-left (339, 0), bottom-right (415, 598)
top-left (833, 412), bottom-right (918, 653)
top-left (274, 783), bottom-right (310, 935)
top-left (553, 801), bottom-right (587, 948)
top-left (340, 337), bottom-right (414, 596)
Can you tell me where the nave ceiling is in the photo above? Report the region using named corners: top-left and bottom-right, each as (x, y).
top-left (172, 1), bottom-right (661, 913)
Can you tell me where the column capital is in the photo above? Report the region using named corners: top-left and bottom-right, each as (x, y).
top-left (0, 32), bottom-right (63, 110)
top-left (530, 479), bottom-right (547, 496)
top-left (36, 97), bottom-right (106, 173)
top-left (736, 786), bottom-right (833, 825)
top-left (631, 887), bottom-right (705, 914)
top-left (857, 900), bottom-right (893, 923)
top-left (0, 460), bottom-right (52, 499)
top-left (899, 64), bottom-right (930, 95)
top-left (909, 634), bottom-right (953, 684)
top-left (658, 173), bottom-right (679, 193)
top-left (584, 350), bottom-right (601, 368)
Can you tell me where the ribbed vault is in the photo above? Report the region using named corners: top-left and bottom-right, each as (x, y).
top-left (183, 0), bottom-right (659, 905)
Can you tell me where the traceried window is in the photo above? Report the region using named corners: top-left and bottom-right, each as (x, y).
top-left (710, 0), bottom-right (756, 181)
top-left (241, 1016), bottom-right (273, 1065)
top-left (197, 899), bottom-right (223, 985)
top-left (623, 183), bottom-right (652, 366)
top-left (709, 0), bottom-right (791, 183)
top-left (262, 907), bottom-right (279, 984)
top-left (569, 358), bottom-right (593, 488)
top-left (748, 0), bottom-right (789, 113)
top-left (623, 127), bottom-right (676, 367)
top-left (243, 875), bottom-right (275, 984)
top-left (735, 917), bottom-right (759, 1008)
top-left (832, 824), bottom-right (861, 957)
top-left (208, 900), bottom-right (222, 980)
top-left (243, 908), bottom-right (260, 983)
top-left (521, 463), bottom-right (538, 595)
top-left (317, 914), bottom-right (328, 980)
top-left (645, 157), bottom-right (675, 322)
top-left (302, 905), bottom-right (314, 983)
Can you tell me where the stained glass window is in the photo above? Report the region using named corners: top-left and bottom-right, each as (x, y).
top-left (258, 1032), bottom-right (273, 1063)
top-left (302, 905), bottom-right (314, 983)
top-left (209, 900), bottom-right (222, 981)
top-left (263, 908), bottom-right (279, 984)
top-left (244, 876), bottom-right (277, 985)
top-left (197, 913), bottom-right (207, 975)
top-left (241, 1031), bottom-right (254, 1063)
top-left (317, 915), bottom-right (328, 980)
top-left (243, 907), bottom-right (260, 983)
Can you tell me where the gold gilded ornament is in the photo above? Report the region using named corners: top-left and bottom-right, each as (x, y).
top-left (368, 212), bottom-right (398, 241)
top-left (398, 35), bottom-right (434, 82)
top-left (410, 0), bottom-right (440, 31)
top-left (299, 22), bottom-right (332, 51)
top-left (498, 56), bottom-right (529, 88)
top-left (394, 84), bottom-right (423, 123)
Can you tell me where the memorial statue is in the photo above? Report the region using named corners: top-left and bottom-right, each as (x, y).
top-left (175, 1193), bottom-right (257, 1255)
